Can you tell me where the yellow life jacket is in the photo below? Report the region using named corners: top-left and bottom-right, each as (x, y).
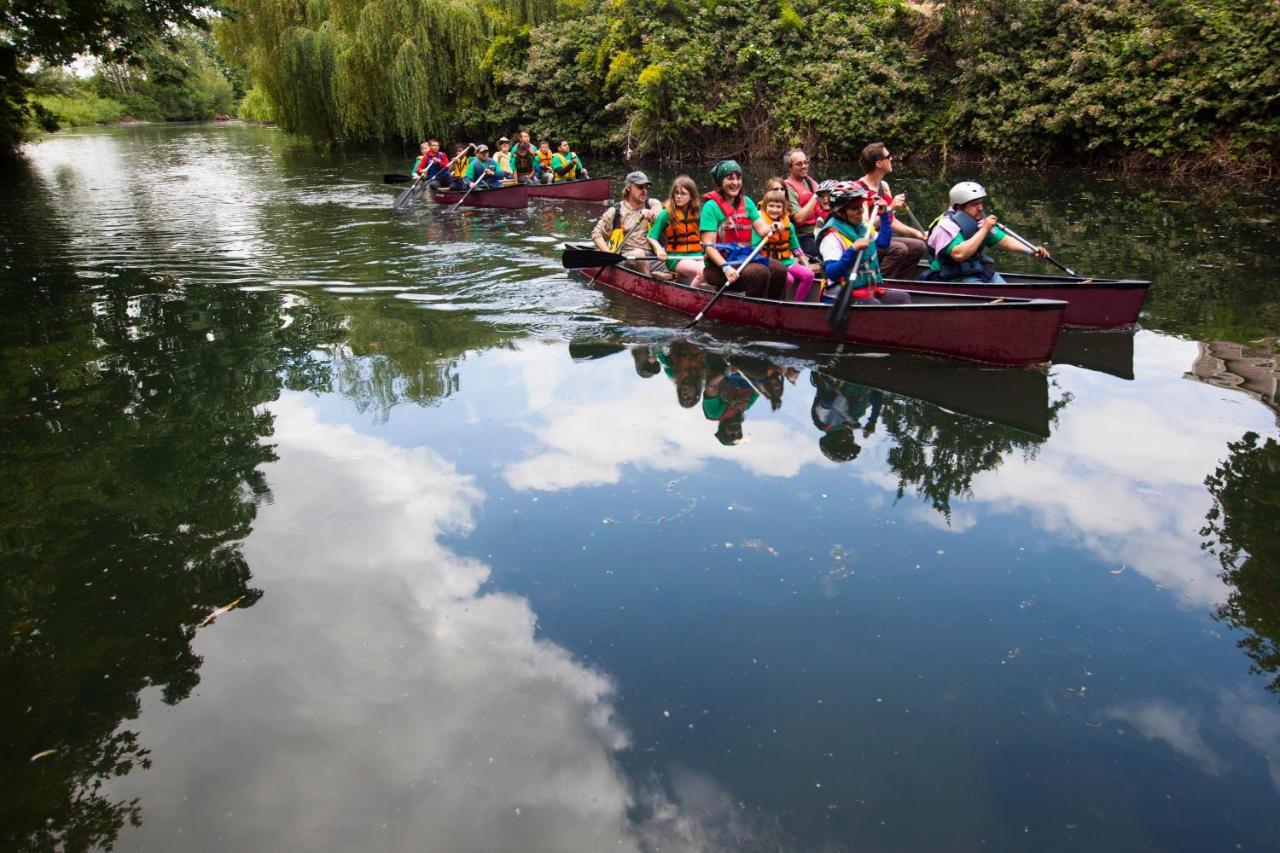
top-left (450, 156), bottom-right (470, 178)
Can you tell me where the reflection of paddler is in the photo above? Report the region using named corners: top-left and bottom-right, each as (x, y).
top-left (631, 346), bottom-right (661, 378)
top-left (655, 342), bottom-right (707, 409)
top-left (810, 372), bottom-right (883, 462)
top-left (704, 365), bottom-right (760, 446)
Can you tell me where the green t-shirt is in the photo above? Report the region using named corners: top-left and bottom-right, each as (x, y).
top-left (929, 223), bottom-right (1007, 274)
top-left (699, 196), bottom-right (760, 241)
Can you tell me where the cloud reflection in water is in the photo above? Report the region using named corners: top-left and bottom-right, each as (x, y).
top-left (107, 395), bottom-right (785, 852)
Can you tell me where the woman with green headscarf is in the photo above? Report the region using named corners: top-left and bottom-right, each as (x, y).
top-left (699, 160), bottom-right (788, 300)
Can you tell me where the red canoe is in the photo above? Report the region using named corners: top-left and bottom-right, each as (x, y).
top-left (564, 251), bottom-right (1067, 366)
top-left (428, 184), bottom-right (528, 209)
top-left (889, 271), bottom-right (1150, 329)
top-left (528, 177), bottom-right (612, 201)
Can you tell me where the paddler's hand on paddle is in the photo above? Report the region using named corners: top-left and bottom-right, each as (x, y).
top-left (722, 263), bottom-right (740, 284)
top-left (980, 214), bottom-right (999, 233)
top-left (1027, 244), bottom-right (1051, 258)
top-left (654, 246), bottom-right (668, 262)
top-left (852, 237), bottom-right (870, 251)
top-left (890, 193), bottom-right (907, 211)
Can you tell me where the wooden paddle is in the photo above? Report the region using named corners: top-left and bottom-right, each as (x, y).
top-left (998, 223), bottom-right (1081, 278)
top-left (827, 202), bottom-right (884, 340)
top-left (685, 226), bottom-right (776, 330)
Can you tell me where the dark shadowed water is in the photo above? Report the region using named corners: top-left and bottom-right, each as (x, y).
top-left (2, 123), bottom-right (1278, 852)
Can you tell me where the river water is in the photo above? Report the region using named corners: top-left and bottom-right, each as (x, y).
top-left (2, 123), bottom-right (1278, 852)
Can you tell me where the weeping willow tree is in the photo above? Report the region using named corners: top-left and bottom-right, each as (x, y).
top-left (217, 0), bottom-right (552, 142)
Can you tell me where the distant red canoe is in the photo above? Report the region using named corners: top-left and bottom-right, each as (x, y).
top-left (428, 185), bottom-right (528, 209)
top-left (564, 250), bottom-right (1066, 366)
top-left (527, 177), bottom-right (612, 201)
top-left (891, 272), bottom-right (1150, 329)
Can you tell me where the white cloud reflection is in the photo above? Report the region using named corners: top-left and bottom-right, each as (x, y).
top-left (499, 335), bottom-right (1274, 608)
top-left (1106, 691), bottom-right (1280, 794)
top-left (107, 394), bottom-right (789, 852)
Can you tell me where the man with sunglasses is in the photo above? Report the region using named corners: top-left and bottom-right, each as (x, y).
top-left (854, 141), bottom-right (928, 281)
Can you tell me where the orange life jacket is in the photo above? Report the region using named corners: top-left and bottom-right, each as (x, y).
top-left (759, 213), bottom-right (794, 262)
top-left (663, 207), bottom-right (702, 254)
top-left (536, 149), bottom-right (554, 171)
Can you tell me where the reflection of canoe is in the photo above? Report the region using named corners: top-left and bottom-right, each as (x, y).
top-left (1052, 328), bottom-right (1136, 380)
top-left (823, 351), bottom-right (1052, 438)
top-left (428, 185), bottom-right (529, 209)
top-left (889, 272), bottom-right (1150, 329)
top-left (528, 177), bottom-right (611, 201)
top-left (564, 249), bottom-right (1067, 367)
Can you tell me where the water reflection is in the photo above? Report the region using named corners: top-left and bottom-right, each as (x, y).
top-left (1204, 431), bottom-right (1280, 696)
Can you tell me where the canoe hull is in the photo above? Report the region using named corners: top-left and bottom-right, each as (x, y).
top-left (892, 276), bottom-right (1150, 329)
top-left (428, 185), bottom-right (529, 209)
top-left (528, 178), bottom-right (611, 201)
top-left (578, 261), bottom-right (1066, 366)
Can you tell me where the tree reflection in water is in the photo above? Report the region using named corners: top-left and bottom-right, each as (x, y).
top-left (1203, 431), bottom-right (1280, 697)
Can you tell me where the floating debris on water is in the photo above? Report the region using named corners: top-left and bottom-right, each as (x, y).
top-left (29, 749), bottom-right (58, 762)
top-left (1108, 567), bottom-right (1126, 575)
top-left (197, 596), bottom-right (245, 627)
top-left (740, 539), bottom-right (780, 557)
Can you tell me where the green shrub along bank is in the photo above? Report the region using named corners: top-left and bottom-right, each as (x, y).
top-left (218, 0), bottom-right (1280, 173)
top-left (26, 33), bottom-right (238, 133)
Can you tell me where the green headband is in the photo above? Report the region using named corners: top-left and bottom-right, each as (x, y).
top-left (710, 160), bottom-right (743, 183)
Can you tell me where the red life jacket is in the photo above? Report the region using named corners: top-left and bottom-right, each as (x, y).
top-left (704, 191), bottom-right (754, 245)
top-left (663, 207), bottom-right (702, 254)
top-left (784, 176), bottom-right (825, 227)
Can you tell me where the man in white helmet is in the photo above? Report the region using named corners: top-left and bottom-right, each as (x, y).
top-left (922, 182), bottom-right (1050, 283)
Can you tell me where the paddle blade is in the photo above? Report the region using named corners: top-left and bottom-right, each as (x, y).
top-left (392, 183), bottom-right (420, 210)
top-left (383, 173), bottom-right (414, 184)
top-left (563, 247), bottom-right (624, 269)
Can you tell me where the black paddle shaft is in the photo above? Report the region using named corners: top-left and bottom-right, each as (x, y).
top-left (826, 249), bottom-right (867, 340)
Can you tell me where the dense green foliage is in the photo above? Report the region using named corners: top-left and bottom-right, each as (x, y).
top-left (215, 0), bottom-right (1279, 170)
top-left (26, 34), bottom-right (237, 131)
top-left (0, 0), bottom-right (221, 152)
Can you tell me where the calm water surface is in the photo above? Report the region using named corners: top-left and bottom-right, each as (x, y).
top-left (2, 124), bottom-right (1279, 852)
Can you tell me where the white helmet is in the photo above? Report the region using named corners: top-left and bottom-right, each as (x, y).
top-left (948, 181), bottom-right (987, 207)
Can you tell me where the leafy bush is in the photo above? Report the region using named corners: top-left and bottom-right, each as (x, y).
top-left (32, 92), bottom-right (126, 127)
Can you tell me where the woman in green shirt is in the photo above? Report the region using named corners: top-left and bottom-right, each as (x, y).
top-left (698, 160), bottom-right (788, 300)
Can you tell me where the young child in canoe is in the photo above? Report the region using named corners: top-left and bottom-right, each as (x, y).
top-left (648, 174), bottom-right (708, 286)
top-left (755, 188), bottom-right (815, 301)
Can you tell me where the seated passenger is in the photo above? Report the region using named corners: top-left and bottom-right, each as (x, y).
top-left (551, 139), bottom-right (589, 182)
top-left (755, 188), bottom-right (815, 301)
top-left (535, 140), bottom-right (554, 184)
top-left (412, 139), bottom-right (449, 182)
top-left (700, 160), bottom-right (788, 300)
top-left (511, 131), bottom-right (539, 184)
top-left (922, 182), bottom-right (1050, 283)
top-left (783, 149), bottom-right (827, 258)
top-left (853, 141), bottom-right (928, 280)
top-left (442, 144), bottom-right (472, 190)
top-left (818, 183), bottom-right (910, 306)
top-left (591, 171), bottom-right (662, 271)
top-left (464, 144), bottom-right (511, 188)
top-left (648, 174), bottom-right (708, 287)
top-left (493, 137), bottom-right (515, 182)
